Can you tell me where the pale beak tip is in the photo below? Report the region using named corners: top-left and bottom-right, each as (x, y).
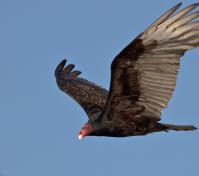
top-left (78, 134), bottom-right (83, 140)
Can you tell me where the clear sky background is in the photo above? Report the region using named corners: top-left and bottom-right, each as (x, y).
top-left (0, 0), bottom-right (199, 176)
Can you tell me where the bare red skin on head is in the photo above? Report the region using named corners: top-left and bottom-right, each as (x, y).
top-left (79, 123), bottom-right (93, 138)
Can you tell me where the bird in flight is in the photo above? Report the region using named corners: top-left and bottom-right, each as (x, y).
top-left (55, 3), bottom-right (198, 139)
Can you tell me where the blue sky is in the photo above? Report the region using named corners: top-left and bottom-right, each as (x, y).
top-left (0, 0), bottom-right (199, 176)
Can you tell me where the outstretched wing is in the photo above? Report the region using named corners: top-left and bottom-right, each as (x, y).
top-left (55, 60), bottom-right (108, 119)
top-left (101, 3), bottom-right (199, 122)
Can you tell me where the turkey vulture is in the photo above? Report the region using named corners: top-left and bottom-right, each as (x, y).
top-left (55, 3), bottom-right (198, 139)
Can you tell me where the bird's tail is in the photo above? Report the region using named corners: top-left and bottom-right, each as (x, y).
top-left (162, 123), bottom-right (197, 131)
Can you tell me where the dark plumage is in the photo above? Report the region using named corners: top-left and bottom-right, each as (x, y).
top-left (55, 3), bottom-right (198, 139)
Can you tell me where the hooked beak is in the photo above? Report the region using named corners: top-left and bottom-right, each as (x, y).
top-left (78, 134), bottom-right (83, 140)
top-left (78, 123), bottom-right (92, 140)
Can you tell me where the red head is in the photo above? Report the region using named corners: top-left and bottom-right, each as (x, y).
top-left (78, 123), bottom-right (93, 140)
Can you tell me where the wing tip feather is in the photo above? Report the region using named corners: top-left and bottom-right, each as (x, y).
top-left (176, 2), bottom-right (183, 8)
top-left (55, 59), bottom-right (83, 81)
top-left (55, 59), bottom-right (67, 78)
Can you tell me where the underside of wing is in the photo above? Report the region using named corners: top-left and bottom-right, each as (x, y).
top-left (135, 3), bottom-right (199, 120)
top-left (102, 3), bottom-right (199, 123)
top-left (55, 60), bottom-right (108, 119)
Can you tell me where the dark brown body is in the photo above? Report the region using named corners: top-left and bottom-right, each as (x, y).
top-left (89, 119), bottom-right (168, 137)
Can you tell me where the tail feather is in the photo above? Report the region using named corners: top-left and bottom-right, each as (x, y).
top-left (162, 124), bottom-right (197, 131)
